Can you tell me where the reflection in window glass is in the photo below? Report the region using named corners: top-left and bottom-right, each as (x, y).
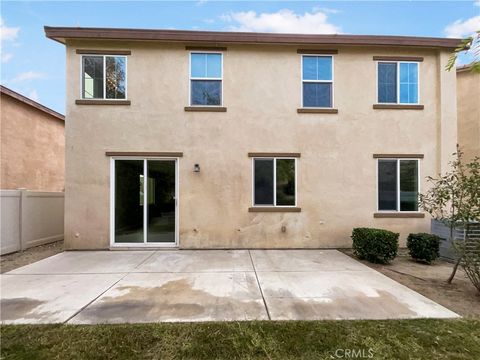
top-left (276, 159), bottom-right (295, 206)
top-left (106, 56), bottom-right (126, 99)
top-left (82, 55), bottom-right (126, 99)
top-left (378, 159), bottom-right (419, 212)
top-left (191, 80), bottom-right (221, 105)
top-left (378, 62), bottom-right (397, 103)
top-left (377, 62), bottom-right (418, 104)
top-left (399, 63), bottom-right (418, 104)
top-left (253, 158), bottom-right (296, 207)
top-left (302, 55), bottom-right (333, 108)
top-left (190, 53), bottom-right (222, 105)
top-left (254, 159), bottom-right (274, 205)
top-left (83, 56), bottom-right (104, 99)
top-left (303, 83), bottom-right (332, 107)
top-left (400, 160), bottom-right (418, 211)
top-left (115, 160), bottom-right (144, 243)
top-left (378, 160), bottom-right (397, 211)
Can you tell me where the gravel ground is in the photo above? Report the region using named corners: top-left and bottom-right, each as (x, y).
top-left (1, 241), bottom-right (64, 274)
top-left (342, 249), bottom-right (480, 318)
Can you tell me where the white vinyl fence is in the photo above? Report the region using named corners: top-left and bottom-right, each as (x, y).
top-left (0, 190), bottom-right (64, 255)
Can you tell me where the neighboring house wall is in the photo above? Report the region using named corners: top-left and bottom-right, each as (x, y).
top-left (457, 67), bottom-right (480, 162)
top-left (0, 88), bottom-right (65, 191)
top-left (59, 38), bottom-right (457, 250)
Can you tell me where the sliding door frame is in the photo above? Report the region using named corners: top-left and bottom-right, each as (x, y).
top-left (109, 156), bottom-right (179, 248)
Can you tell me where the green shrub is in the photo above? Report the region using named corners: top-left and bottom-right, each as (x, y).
top-left (407, 233), bottom-right (440, 264)
top-left (352, 228), bottom-right (399, 264)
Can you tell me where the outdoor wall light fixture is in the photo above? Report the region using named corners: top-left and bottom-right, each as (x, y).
top-left (194, 164), bottom-right (200, 172)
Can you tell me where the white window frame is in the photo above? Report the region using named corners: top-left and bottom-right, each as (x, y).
top-left (189, 51), bottom-right (223, 106)
top-left (375, 61), bottom-right (420, 105)
top-left (252, 157), bottom-right (298, 207)
top-left (376, 158), bottom-right (421, 213)
top-left (300, 54), bottom-right (334, 108)
top-left (80, 54), bottom-right (128, 100)
top-left (109, 157), bottom-right (180, 248)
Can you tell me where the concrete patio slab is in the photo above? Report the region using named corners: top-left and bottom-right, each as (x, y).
top-left (1, 249), bottom-right (459, 324)
top-left (7, 251), bottom-right (154, 274)
top-left (1, 273), bottom-right (123, 324)
top-left (133, 250), bottom-right (253, 273)
top-left (69, 272), bottom-right (267, 323)
top-left (250, 249), bottom-right (367, 272)
top-left (255, 251), bottom-right (459, 320)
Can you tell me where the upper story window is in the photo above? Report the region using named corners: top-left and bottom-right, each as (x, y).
top-left (377, 158), bottom-right (419, 212)
top-left (302, 55), bottom-right (333, 108)
top-left (377, 62), bottom-right (418, 104)
top-left (190, 52), bottom-right (222, 106)
top-left (253, 157), bottom-right (296, 207)
top-left (82, 55), bottom-right (126, 99)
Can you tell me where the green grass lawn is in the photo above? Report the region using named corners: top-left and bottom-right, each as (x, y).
top-left (1, 319), bottom-right (479, 360)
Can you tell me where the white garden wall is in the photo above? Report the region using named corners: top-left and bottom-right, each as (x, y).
top-left (0, 190), bottom-right (64, 255)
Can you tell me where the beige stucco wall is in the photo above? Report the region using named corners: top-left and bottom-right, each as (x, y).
top-left (64, 40), bottom-right (457, 249)
top-left (457, 69), bottom-right (480, 162)
top-left (0, 94), bottom-right (65, 191)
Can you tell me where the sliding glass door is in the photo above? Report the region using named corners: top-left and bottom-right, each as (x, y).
top-left (113, 158), bottom-right (177, 246)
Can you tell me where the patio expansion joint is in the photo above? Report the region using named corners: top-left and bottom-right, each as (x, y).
top-left (248, 250), bottom-right (271, 320)
top-left (63, 250), bottom-right (160, 324)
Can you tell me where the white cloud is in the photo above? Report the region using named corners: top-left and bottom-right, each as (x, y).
top-left (444, 15), bottom-right (480, 38)
top-left (0, 17), bottom-right (20, 42)
top-left (1, 52), bottom-right (13, 63)
top-left (221, 9), bottom-right (341, 34)
top-left (312, 6), bottom-right (340, 14)
top-left (10, 71), bottom-right (46, 83)
top-left (28, 90), bottom-right (39, 102)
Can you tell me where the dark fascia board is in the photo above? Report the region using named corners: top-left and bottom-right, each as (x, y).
top-left (44, 26), bottom-right (461, 49)
top-left (0, 85), bottom-right (65, 121)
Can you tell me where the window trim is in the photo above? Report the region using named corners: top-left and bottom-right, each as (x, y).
top-left (80, 54), bottom-right (128, 100)
top-left (252, 157), bottom-right (298, 208)
top-left (189, 51), bottom-right (224, 107)
top-left (376, 157), bottom-right (421, 213)
top-left (300, 54), bottom-right (334, 109)
top-left (375, 61), bottom-right (420, 105)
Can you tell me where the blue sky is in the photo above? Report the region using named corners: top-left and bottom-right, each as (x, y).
top-left (1, 1), bottom-right (479, 113)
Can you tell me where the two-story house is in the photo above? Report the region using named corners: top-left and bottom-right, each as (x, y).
top-left (45, 27), bottom-right (459, 250)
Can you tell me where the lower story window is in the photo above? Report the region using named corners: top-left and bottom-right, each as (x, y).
top-left (378, 158), bottom-right (419, 211)
top-left (253, 158), bottom-right (296, 206)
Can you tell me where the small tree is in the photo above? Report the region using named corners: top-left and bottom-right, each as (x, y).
top-left (419, 147), bottom-right (480, 283)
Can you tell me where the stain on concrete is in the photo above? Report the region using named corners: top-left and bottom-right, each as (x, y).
top-left (266, 287), bottom-right (418, 320)
top-left (0, 297), bottom-right (46, 321)
top-left (72, 278), bottom-right (266, 323)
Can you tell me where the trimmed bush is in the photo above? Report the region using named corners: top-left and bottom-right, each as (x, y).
top-left (352, 227), bottom-right (399, 264)
top-left (407, 233), bottom-right (440, 264)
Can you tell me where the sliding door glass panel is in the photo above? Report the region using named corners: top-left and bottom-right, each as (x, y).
top-left (254, 159), bottom-right (274, 205)
top-left (400, 160), bottom-right (418, 211)
top-left (115, 160), bottom-right (144, 243)
top-left (147, 160), bottom-right (176, 243)
top-left (276, 159), bottom-right (295, 206)
top-left (378, 160), bottom-right (397, 210)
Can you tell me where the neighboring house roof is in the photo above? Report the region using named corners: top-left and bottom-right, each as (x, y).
top-left (456, 63), bottom-right (476, 73)
top-left (0, 85), bottom-right (65, 122)
top-left (44, 26), bottom-right (461, 49)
